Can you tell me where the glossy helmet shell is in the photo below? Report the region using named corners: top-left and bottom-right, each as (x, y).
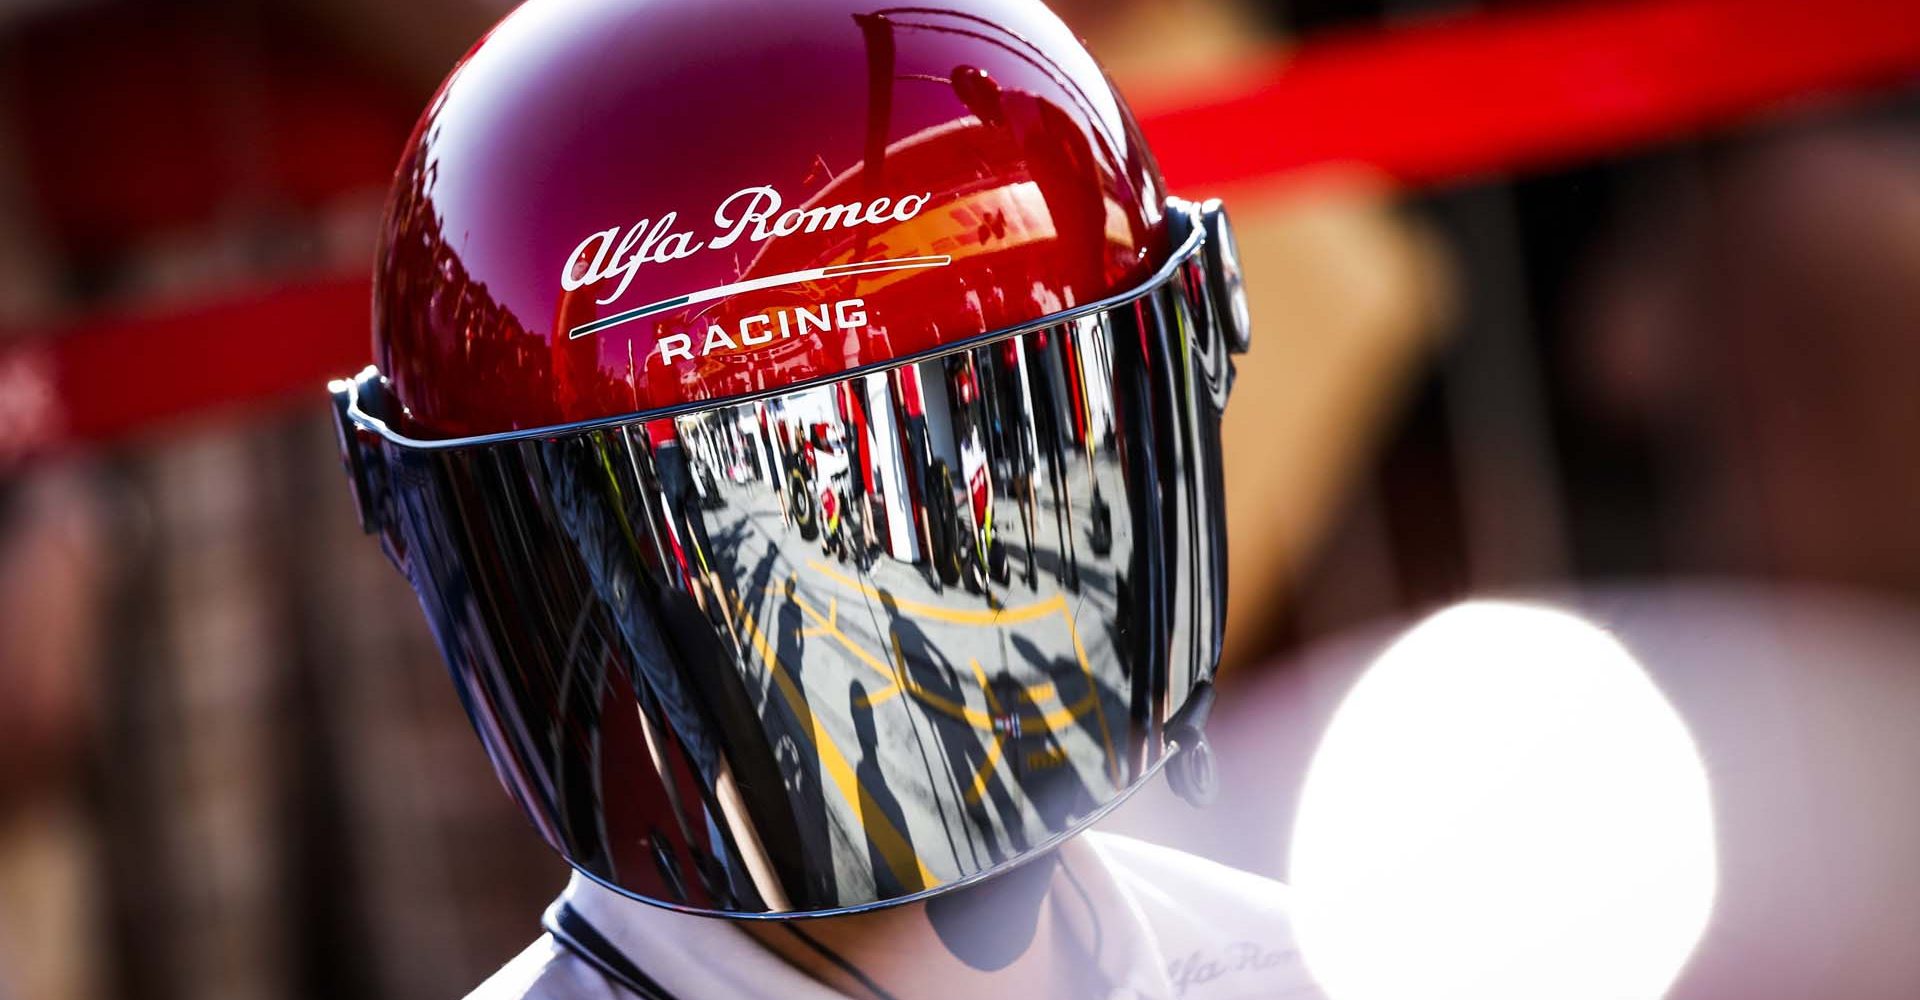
top-left (374, 0), bottom-right (1171, 439)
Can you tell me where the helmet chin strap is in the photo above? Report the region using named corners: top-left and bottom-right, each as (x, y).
top-left (925, 848), bottom-right (1061, 971)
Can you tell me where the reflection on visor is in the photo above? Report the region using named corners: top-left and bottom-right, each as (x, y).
top-left (338, 238), bottom-right (1236, 917)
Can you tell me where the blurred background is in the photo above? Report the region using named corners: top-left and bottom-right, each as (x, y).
top-left (1, 0), bottom-right (1918, 997)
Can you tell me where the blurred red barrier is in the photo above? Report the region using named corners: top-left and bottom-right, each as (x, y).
top-left (1139, 0), bottom-right (1920, 190)
top-left (0, 278), bottom-right (372, 461)
top-left (6, 0), bottom-right (1919, 460)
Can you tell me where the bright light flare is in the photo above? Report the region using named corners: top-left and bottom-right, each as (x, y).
top-left (1290, 601), bottom-right (1717, 1000)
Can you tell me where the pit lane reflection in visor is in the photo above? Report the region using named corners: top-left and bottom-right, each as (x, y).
top-left (329, 198), bottom-right (1245, 918)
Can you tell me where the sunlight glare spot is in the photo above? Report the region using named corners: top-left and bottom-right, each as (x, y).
top-left (1290, 601), bottom-right (1717, 1000)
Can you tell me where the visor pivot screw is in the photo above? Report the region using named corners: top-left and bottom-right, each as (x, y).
top-left (1164, 680), bottom-right (1219, 809)
top-left (1168, 728), bottom-right (1218, 809)
top-left (1201, 199), bottom-right (1252, 356)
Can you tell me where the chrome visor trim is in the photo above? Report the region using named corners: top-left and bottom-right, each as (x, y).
top-left (336, 219), bottom-right (1208, 452)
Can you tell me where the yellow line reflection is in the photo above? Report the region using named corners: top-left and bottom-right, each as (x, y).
top-left (1059, 601), bottom-right (1119, 785)
top-left (808, 560), bottom-right (1061, 626)
top-left (730, 591), bottom-right (934, 894)
top-left (963, 658), bottom-right (1007, 807)
top-left (799, 597), bottom-right (838, 639)
top-left (797, 563), bottom-right (1110, 750)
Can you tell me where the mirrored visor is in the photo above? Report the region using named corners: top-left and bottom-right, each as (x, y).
top-left (334, 229), bottom-right (1236, 917)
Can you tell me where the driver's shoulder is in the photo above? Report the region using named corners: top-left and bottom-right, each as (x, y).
top-left (1077, 830), bottom-right (1295, 921)
top-left (1072, 831), bottom-right (1314, 996)
top-left (463, 935), bottom-right (622, 1000)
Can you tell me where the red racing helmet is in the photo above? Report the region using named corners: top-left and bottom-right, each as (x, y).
top-left (330, 0), bottom-right (1249, 918)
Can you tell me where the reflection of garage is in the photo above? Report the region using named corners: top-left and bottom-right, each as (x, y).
top-left (708, 480), bottom-right (1130, 902)
top-left (795, 558), bottom-right (1118, 791)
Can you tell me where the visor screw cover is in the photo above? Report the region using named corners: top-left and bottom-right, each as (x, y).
top-left (328, 374), bottom-right (389, 536)
top-left (1201, 200), bottom-right (1252, 356)
top-left (1168, 730), bottom-right (1219, 809)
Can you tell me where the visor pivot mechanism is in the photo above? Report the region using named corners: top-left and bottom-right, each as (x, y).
top-left (329, 368), bottom-right (389, 538)
top-left (1200, 200), bottom-right (1251, 357)
top-left (1171, 197), bottom-right (1247, 409)
top-left (1165, 681), bottom-right (1219, 809)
